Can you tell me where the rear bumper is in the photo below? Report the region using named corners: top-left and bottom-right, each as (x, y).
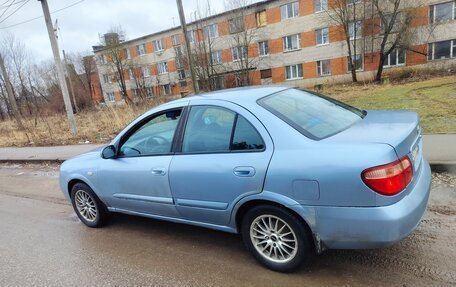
top-left (314, 160), bottom-right (431, 249)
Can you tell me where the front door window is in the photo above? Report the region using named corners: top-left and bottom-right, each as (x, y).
top-left (120, 109), bottom-right (182, 156)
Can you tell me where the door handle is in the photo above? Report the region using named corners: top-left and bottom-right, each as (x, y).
top-left (233, 166), bottom-right (255, 177)
top-left (151, 168), bottom-right (166, 176)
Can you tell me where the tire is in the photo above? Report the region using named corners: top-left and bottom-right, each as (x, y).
top-left (241, 205), bottom-right (314, 272)
top-left (70, 182), bottom-right (109, 228)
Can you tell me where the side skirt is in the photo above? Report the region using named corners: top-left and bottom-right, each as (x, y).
top-left (108, 207), bottom-right (238, 234)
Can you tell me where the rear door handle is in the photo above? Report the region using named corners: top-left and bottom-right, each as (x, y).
top-left (233, 166), bottom-right (256, 177)
top-left (151, 168), bottom-right (166, 176)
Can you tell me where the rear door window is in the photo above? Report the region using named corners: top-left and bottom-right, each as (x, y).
top-left (258, 88), bottom-right (363, 140)
top-left (182, 105), bottom-right (265, 153)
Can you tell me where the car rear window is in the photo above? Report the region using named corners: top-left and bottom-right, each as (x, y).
top-left (258, 88), bottom-right (364, 140)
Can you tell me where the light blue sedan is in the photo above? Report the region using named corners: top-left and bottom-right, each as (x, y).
top-left (59, 86), bottom-right (431, 272)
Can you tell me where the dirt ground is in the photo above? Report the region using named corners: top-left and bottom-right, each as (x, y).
top-left (0, 163), bottom-right (455, 287)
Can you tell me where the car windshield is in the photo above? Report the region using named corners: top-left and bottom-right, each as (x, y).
top-left (258, 88), bottom-right (364, 140)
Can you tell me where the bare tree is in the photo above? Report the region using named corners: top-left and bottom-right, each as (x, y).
top-left (99, 26), bottom-right (132, 105)
top-left (186, 1), bottom-right (223, 91)
top-left (324, 0), bottom-right (365, 83)
top-left (224, 0), bottom-right (262, 87)
top-left (370, 0), bottom-right (427, 82)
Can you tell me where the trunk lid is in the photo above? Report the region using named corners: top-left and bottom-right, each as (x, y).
top-left (326, 110), bottom-right (422, 171)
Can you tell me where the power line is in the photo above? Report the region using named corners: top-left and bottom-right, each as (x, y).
top-left (0, 0), bottom-right (31, 25)
top-left (0, 0), bottom-right (27, 9)
top-left (0, 0), bottom-right (85, 29)
top-left (0, 0), bottom-right (16, 20)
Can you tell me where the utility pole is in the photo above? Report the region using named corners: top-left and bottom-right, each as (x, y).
top-left (176, 0), bottom-right (199, 94)
top-left (0, 53), bottom-right (25, 130)
top-left (38, 0), bottom-right (77, 134)
top-left (63, 49), bottom-right (78, 113)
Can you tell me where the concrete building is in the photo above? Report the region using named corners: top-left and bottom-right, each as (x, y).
top-left (92, 0), bottom-right (456, 103)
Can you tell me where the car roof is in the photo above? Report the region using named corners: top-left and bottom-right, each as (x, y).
top-left (170, 85), bottom-right (291, 106)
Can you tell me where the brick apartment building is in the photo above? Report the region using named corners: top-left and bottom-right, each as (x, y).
top-left (91, 0), bottom-right (456, 103)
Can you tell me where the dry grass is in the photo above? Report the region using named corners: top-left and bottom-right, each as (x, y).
top-left (319, 75), bottom-right (456, 134)
top-left (0, 75), bottom-right (455, 147)
top-left (0, 98), bottom-right (166, 147)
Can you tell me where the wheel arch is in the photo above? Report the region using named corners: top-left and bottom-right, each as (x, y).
top-left (233, 196), bottom-right (321, 253)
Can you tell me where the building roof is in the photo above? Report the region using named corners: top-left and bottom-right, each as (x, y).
top-left (93, 0), bottom-right (277, 53)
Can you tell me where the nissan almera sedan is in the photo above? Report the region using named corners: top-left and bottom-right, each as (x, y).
top-left (59, 86), bottom-right (431, 272)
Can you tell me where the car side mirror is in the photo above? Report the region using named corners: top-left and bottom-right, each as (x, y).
top-left (102, 145), bottom-right (117, 159)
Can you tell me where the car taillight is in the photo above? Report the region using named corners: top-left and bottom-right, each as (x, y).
top-left (361, 156), bottom-right (413, 196)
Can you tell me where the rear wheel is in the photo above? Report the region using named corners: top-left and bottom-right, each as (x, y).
top-left (241, 205), bottom-right (314, 272)
top-left (71, 182), bottom-right (109, 228)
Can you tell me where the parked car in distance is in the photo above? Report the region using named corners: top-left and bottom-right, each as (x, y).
top-left (60, 86), bottom-right (431, 272)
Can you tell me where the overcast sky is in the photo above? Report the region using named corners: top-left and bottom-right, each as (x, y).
top-left (0, 0), bottom-right (258, 61)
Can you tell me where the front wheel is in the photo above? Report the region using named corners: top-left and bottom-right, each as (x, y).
top-left (71, 182), bottom-right (109, 228)
top-left (241, 205), bottom-right (314, 272)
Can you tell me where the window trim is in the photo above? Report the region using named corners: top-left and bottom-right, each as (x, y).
top-left (280, 1), bottom-right (299, 20)
top-left (176, 105), bottom-right (266, 155)
top-left (430, 1), bottom-right (456, 24)
top-left (283, 34), bottom-right (302, 52)
top-left (347, 54), bottom-right (364, 72)
top-left (314, 0), bottom-right (328, 13)
top-left (317, 59), bottom-right (331, 76)
top-left (285, 64), bottom-right (303, 80)
top-left (117, 107), bottom-right (186, 158)
top-left (316, 27), bottom-right (329, 46)
top-left (258, 40), bottom-right (270, 57)
top-left (428, 39), bottom-right (455, 61)
top-left (383, 49), bottom-right (406, 68)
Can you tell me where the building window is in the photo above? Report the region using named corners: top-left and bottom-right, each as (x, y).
top-left (145, 87), bottom-right (154, 98)
top-left (381, 13), bottom-right (402, 34)
top-left (314, 0), bottom-right (328, 12)
top-left (204, 24), bottom-right (218, 39)
top-left (141, 66), bottom-right (151, 77)
top-left (187, 30), bottom-right (196, 43)
top-left (283, 34), bottom-right (301, 52)
top-left (128, 68), bottom-right (134, 79)
top-left (98, 54), bottom-right (106, 64)
top-left (348, 20), bottom-right (362, 40)
top-left (178, 69), bottom-right (186, 80)
top-left (260, 68), bottom-right (272, 79)
top-left (347, 54), bottom-right (363, 71)
top-left (102, 74), bottom-right (111, 84)
top-left (258, 41), bottom-right (269, 57)
top-left (285, 64), bottom-right (303, 80)
top-left (232, 46), bottom-right (247, 61)
top-left (162, 84), bottom-right (171, 95)
top-left (175, 46), bottom-right (184, 68)
top-left (256, 10), bottom-right (267, 26)
top-left (229, 17), bottom-right (244, 33)
top-left (172, 34), bottom-right (180, 46)
top-left (210, 76), bottom-right (224, 90)
top-left (347, 0), bottom-right (362, 5)
top-left (136, 44), bottom-right (146, 56)
top-left (124, 48), bottom-right (131, 60)
top-left (281, 2), bottom-right (299, 20)
top-left (157, 61), bottom-right (168, 74)
top-left (317, 59), bottom-right (331, 76)
top-left (154, 39), bottom-right (164, 52)
top-left (383, 49), bottom-right (406, 67)
top-left (211, 50), bottom-right (222, 64)
top-left (316, 28), bottom-right (329, 46)
top-left (180, 81), bottom-right (188, 88)
top-left (428, 40), bottom-right (455, 60)
top-left (106, 92), bottom-right (115, 102)
top-left (430, 1), bottom-right (456, 24)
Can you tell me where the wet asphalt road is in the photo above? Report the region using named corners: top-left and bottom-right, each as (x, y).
top-left (0, 164), bottom-right (455, 287)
